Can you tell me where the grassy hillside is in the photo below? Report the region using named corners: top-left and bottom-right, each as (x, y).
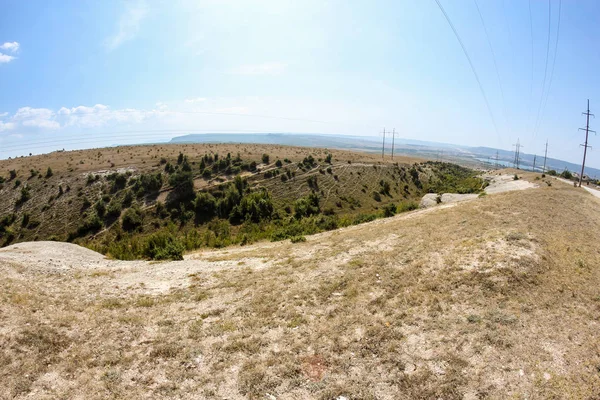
top-left (1, 176), bottom-right (599, 398)
top-left (0, 144), bottom-right (484, 259)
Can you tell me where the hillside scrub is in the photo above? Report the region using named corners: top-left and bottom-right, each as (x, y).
top-left (0, 145), bottom-right (486, 260)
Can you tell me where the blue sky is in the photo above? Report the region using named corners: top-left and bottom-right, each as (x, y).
top-left (1, 0), bottom-right (600, 167)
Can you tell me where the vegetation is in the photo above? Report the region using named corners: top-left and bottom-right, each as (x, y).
top-left (0, 145), bottom-right (487, 261)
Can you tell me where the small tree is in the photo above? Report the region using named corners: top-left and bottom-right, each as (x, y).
top-left (262, 154), bottom-right (270, 164)
top-left (45, 167), bottom-right (53, 178)
top-left (275, 159), bottom-right (283, 168)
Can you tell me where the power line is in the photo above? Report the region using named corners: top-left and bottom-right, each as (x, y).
top-left (528, 0), bottom-right (534, 128)
top-left (532, 0), bottom-right (552, 140)
top-left (473, 0), bottom-right (510, 134)
top-left (537, 0), bottom-right (562, 138)
top-left (433, 0), bottom-right (500, 140)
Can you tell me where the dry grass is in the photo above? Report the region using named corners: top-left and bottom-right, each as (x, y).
top-left (1, 176), bottom-right (600, 398)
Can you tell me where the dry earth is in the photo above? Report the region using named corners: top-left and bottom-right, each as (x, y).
top-left (1, 172), bottom-right (600, 399)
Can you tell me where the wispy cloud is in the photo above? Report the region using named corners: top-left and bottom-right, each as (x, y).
top-left (0, 42), bottom-right (19, 52)
top-left (104, 1), bottom-right (148, 51)
top-left (0, 121), bottom-right (15, 132)
top-left (229, 62), bottom-right (288, 76)
top-left (185, 97), bottom-right (207, 103)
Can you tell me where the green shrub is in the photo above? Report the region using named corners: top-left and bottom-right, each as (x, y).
top-left (106, 201), bottom-right (122, 218)
top-left (372, 191), bottom-right (382, 202)
top-left (45, 167), bottom-right (53, 178)
top-left (122, 207), bottom-right (143, 231)
top-left (275, 159), bottom-right (283, 167)
top-left (95, 200), bottom-right (106, 217)
top-left (9, 170), bottom-right (17, 180)
top-left (294, 193), bottom-right (320, 219)
top-left (560, 170), bottom-right (573, 180)
top-left (398, 201), bottom-right (418, 213)
top-left (290, 235), bottom-right (306, 243)
top-left (144, 232), bottom-right (185, 260)
top-left (194, 192), bottom-right (217, 221)
top-left (168, 170), bottom-right (195, 204)
top-left (16, 185), bottom-right (31, 206)
top-left (382, 203), bottom-right (397, 217)
top-left (262, 154), bottom-right (270, 164)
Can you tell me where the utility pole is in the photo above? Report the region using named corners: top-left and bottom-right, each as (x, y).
top-left (512, 139), bottom-right (522, 169)
top-left (542, 139), bottom-right (548, 173)
top-left (495, 150), bottom-right (499, 167)
top-left (381, 128), bottom-right (386, 160)
top-left (579, 99), bottom-right (595, 187)
top-left (391, 128), bottom-right (396, 160)
top-left (532, 155), bottom-right (537, 172)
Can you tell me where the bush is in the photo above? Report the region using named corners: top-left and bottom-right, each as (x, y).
top-left (294, 193), bottom-right (320, 219)
top-left (69, 212), bottom-right (103, 240)
top-left (513, 174), bottom-right (519, 181)
top-left (168, 170), bottom-right (195, 204)
top-left (547, 170), bottom-right (557, 176)
top-left (16, 185), bottom-right (31, 206)
top-left (560, 170), bottom-right (573, 180)
top-left (106, 201), bottom-right (122, 218)
top-left (95, 200), bottom-right (106, 217)
top-left (122, 207), bottom-right (143, 231)
top-left (45, 167), bottom-right (53, 178)
top-left (275, 159), bottom-right (283, 167)
top-left (9, 170), bottom-right (17, 180)
top-left (290, 235), bottom-right (306, 243)
top-left (325, 153), bottom-right (332, 164)
top-left (144, 231), bottom-right (184, 260)
top-left (135, 172), bottom-right (163, 195)
top-left (372, 191), bottom-right (382, 202)
top-left (383, 203), bottom-right (397, 217)
top-left (229, 189), bottom-right (274, 223)
top-left (194, 192), bottom-right (217, 221)
top-left (262, 154), bottom-right (270, 164)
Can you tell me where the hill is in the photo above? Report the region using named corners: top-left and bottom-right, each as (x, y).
top-left (1, 176), bottom-right (599, 398)
top-left (0, 143), bottom-right (485, 260)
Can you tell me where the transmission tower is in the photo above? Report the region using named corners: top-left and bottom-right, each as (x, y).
top-left (391, 128), bottom-right (398, 160)
top-left (495, 150), bottom-right (499, 167)
top-left (381, 128), bottom-right (386, 160)
top-left (542, 139), bottom-right (548, 173)
top-left (532, 154), bottom-right (537, 172)
top-left (512, 139), bottom-right (523, 169)
top-left (579, 99), bottom-right (595, 187)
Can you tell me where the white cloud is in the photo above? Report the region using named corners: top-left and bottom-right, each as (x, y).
top-left (58, 104), bottom-right (160, 128)
top-left (105, 0), bottom-right (148, 51)
top-left (155, 102), bottom-right (168, 111)
top-left (12, 107), bottom-right (60, 129)
top-left (229, 62), bottom-right (288, 76)
top-left (0, 121), bottom-right (15, 132)
top-left (0, 42), bottom-right (19, 53)
top-left (0, 112), bottom-right (8, 117)
top-left (0, 53), bottom-right (15, 64)
top-left (185, 97), bottom-right (207, 103)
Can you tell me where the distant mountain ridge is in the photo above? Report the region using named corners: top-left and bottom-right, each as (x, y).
top-left (170, 133), bottom-right (600, 178)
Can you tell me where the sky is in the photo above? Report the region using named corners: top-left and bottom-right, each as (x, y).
top-left (1, 0), bottom-right (600, 168)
